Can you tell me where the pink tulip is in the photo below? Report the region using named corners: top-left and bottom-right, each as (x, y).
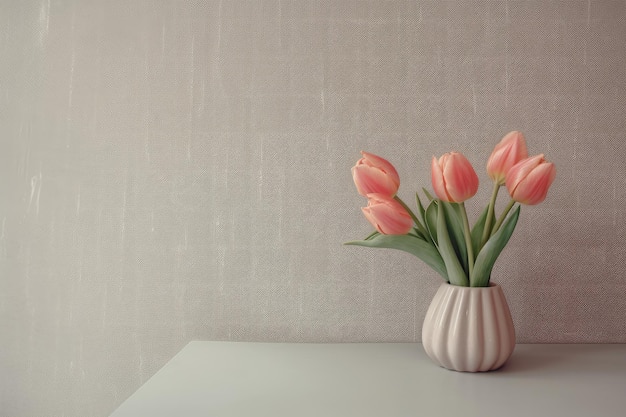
top-left (431, 152), bottom-right (479, 203)
top-left (486, 131), bottom-right (529, 185)
top-left (362, 193), bottom-right (413, 235)
top-left (352, 151), bottom-right (400, 197)
top-left (505, 154), bottom-right (556, 205)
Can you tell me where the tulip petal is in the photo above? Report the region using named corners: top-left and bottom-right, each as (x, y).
top-left (431, 156), bottom-right (449, 201)
top-left (505, 154), bottom-right (544, 196)
top-left (352, 165), bottom-right (399, 197)
top-left (514, 162), bottom-right (556, 205)
top-left (506, 155), bottom-right (556, 205)
top-left (362, 194), bottom-right (413, 235)
top-left (442, 153), bottom-right (479, 202)
top-left (487, 131), bottom-right (528, 184)
top-left (352, 151), bottom-right (401, 197)
top-left (360, 151), bottom-right (400, 184)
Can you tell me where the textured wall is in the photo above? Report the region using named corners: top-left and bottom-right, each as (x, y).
top-left (1, 0), bottom-right (626, 416)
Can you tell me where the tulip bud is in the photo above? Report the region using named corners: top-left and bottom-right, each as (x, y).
top-left (361, 193), bottom-right (413, 235)
top-left (431, 152), bottom-right (479, 203)
top-left (486, 131), bottom-right (529, 185)
top-left (505, 154), bottom-right (556, 205)
top-left (352, 151), bottom-right (400, 197)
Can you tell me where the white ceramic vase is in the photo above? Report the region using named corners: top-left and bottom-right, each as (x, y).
top-left (421, 282), bottom-right (515, 372)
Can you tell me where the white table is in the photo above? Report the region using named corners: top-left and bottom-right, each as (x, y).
top-left (109, 342), bottom-right (626, 417)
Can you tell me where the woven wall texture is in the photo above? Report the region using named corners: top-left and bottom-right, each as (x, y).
top-left (1, 1), bottom-right (626, 416)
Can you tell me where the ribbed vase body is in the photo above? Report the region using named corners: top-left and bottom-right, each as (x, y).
top-left (421, 282), bottom-right (515, 372)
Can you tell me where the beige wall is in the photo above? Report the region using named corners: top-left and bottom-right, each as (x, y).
top-left (1, 0), bottom-right (625, 416)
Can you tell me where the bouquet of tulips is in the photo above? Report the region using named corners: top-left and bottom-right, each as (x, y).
top-left (346, 131), bottom-right (556, 287)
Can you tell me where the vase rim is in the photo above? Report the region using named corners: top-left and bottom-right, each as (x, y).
top-left (441, 282), bottom-right (501, 289)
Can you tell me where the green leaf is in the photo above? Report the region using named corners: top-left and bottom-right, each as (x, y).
top-left (422, 188), bottom-right (435, 201)
top-left (424, 200), bottom-right (439, 245)
top-left (436, 202), bottom-right (469, 286)
top-left (415, 192), bottom-right (427, 226)
top-left (410, 226), bottom-right (427, 241)
top-left (440, 201), bottom-right (468, 274)
top-left (414, 192), bottom-right (435, 246)
top-left (344, 233), bottom-right (448, 281)
top-left (364, 230), bottom-right (379, 241)
top-left (471, 205), bottom-right (521, 287)
top-left (470, 206), bottom-right (492, 256)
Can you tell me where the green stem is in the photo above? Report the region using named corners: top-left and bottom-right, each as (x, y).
top-left (491, 198), bottom-right (516, 236)
top-left (480, 182), bottom-right (501, 248)
top-left (394, 195), bottom-right (430, 240)
top-left (460, 202), bottom-right (474, 279)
